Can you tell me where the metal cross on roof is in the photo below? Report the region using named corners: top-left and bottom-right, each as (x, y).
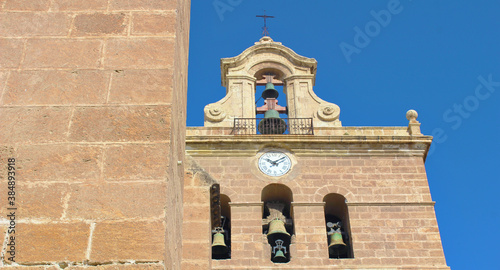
top-left (256, 11), bottom-right (275, 37)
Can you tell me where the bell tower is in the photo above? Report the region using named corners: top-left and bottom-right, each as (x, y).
top-left (204, 36), bottom-right (341, 129)
top-left (182, 37), bottom-right (450, 270)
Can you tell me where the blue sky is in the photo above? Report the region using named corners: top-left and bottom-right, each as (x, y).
top-left (188, 1), bottom-right (500, 268)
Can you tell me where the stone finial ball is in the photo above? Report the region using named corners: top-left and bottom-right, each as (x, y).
top-left (406, 109), bottom-right (418, 121)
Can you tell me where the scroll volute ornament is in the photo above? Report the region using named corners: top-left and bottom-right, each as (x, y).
top-left (204, 104), bottom-right (226, 122)
top-left (317, 103), bottom-right (340, 121)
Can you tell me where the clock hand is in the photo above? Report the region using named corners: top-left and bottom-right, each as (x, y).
top-left (269, 157), bottom-right (285, 167)
top-left (274, 157), bottom-right (286, 164)
top-left (264, 158), bottom-right (277, 167)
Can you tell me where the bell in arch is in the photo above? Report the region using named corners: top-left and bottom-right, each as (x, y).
top-left (272, 239), bottom-right (288, 263)
top-left (261, 82), bottom-right (280, 99)
top-left (267, 218), bottom-right (291, 244)
top-left (327, 222), bottom-right (347, 257)
top-left (258, 109), bottom-right (287, 134)
top-left (211, 227), bottom-right (228, 255)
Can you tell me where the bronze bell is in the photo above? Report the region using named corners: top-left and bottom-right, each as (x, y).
top-left (261, 82), bottom-right (280, 99)
top-left (328, 230), bottom-right (347, 255)
top-left (258, 109), bottom-right (287, 134)
top-left (267, 218), bottom-right (291, 244)
top-left (212, 230), bottom-right (228, 255)
top-left (272, 239), bottom-right (288, 263)
top-left (273, 249), bottom-right (287, 263)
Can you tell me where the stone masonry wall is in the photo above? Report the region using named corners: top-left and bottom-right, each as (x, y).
top-left (0, 0), bottom-right (190, 269)
top-left (183, 151), bottom-right (450, 269)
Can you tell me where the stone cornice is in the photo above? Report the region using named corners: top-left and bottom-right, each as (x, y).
top-left (186, 134), bottom-right (433, 160)
top-left (291, 202), bottom-right (326, 207)
top-left (347, 202), bottom-right (436, 207)
top-left (229, 202), bottom-right (263, 207)
top-left (224, 202), bottom-right (436, 207)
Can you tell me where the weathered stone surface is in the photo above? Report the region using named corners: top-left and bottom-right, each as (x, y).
top-left (180, 261), bottom-right (210, 270)
top-left (2, 0), bottom-right (51, 11)
top-left (68, 106), bottom-right (171, 142)
top-left (181, 221), bottom-right (210, 242)
top-left (0, 267), bottom-right (59, 270)
top-left (0, 0), bottom-right (189, 269)
top-left (132, 13), bottom-right (175, 36)
top-left (109, 0), bottom-right (176, 10)
top-left (91, 221), bottom-right (165, 261)
top-left (52, 0), bottom-right (107, 11)
top-left (0, 107), bottom-right (72, 143)
top-left (182, 241), bottom-right (210, 260)
top-left (108, 69), bottom-right (172, 104)
top-left (2, 70), bottom-right (109, 105)
top-left (104, 38), bottom-right (174, 69)
top-left (0, 183), bottom-right (69, 219)
top-left (183, 205), bottom-right (210, 221)
top-left (15, 223), bottom-right (89, 262)
top-left (103, 143), bottom-right (169, 181)
top-left (66, 182), bottom-right (166, 219)
top-left (23, 39), bottom-right (102, 69)
top-left (0, 38), bottom-right (23, 68)
top-left (0, 13), bottom-right (71, 37)
top-left (15, 144), bottom-right (102, 181)
top-left (67, 264), bottom-right (164, 270)
top-left (73, 13), bottom-right (127, 36)
top-left (0, 71), bottom-right (7, 97)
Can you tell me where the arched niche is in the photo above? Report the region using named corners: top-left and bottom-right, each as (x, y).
top-left (261, 184), bottom-right (294, 263)
top-left (261, 184), bottom-right (294, 217)
top-left (323, 193), bottom-right (353, 259)
top-left (211, 184), bottom-right (231, 260)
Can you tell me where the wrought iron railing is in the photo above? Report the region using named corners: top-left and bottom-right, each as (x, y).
top-left (232, 118), bottom-right (314, 135)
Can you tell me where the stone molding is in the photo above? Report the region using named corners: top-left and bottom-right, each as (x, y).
top-left (186, 134), bottom-right (432, 159)
top-left (228, 202), bottom-right (263, 207)
top-left (291, 202), bottom-right (326, 207)
top-left (347, 202), bottom-right (436, 206)
top-left (221, 38), bottom-right (317, 85)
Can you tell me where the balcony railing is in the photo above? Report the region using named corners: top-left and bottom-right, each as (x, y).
top-left (232, 118), bottom-right (314, 135)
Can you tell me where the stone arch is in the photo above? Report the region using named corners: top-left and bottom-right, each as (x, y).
top-left (286, 179), bottom-right (307, 198)
top-left (249, 61), bottom-right (294, 82)
top-left (314, 185), bottom-right (356, 203)
top-left (261, 183), bottom-right (294, 203)
top-left (220, 186), bottom-right (238, 202)
top-left (261, 183), bottom-right (294, 263)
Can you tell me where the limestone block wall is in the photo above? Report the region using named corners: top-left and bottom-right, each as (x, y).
top-left (184, 139), bottom-right (450, 269)
top-left (0, 0), bottom-right (190, 269)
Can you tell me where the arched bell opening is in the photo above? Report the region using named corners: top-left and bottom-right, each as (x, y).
top-left (211, 184), bottom-right (231, 260)
top-left (261, 184), bottom-right (294, 263)
top-left (255, 70), bottom-right (288, 135)
top-left (323, 193), bottom-right (354, 259)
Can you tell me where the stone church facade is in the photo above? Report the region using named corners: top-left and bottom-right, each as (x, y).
top-left (0, 1), bottom-right (449, 270)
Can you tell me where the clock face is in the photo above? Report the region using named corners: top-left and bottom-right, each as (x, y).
top-left (258, 151), bottom-right (292, 177)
